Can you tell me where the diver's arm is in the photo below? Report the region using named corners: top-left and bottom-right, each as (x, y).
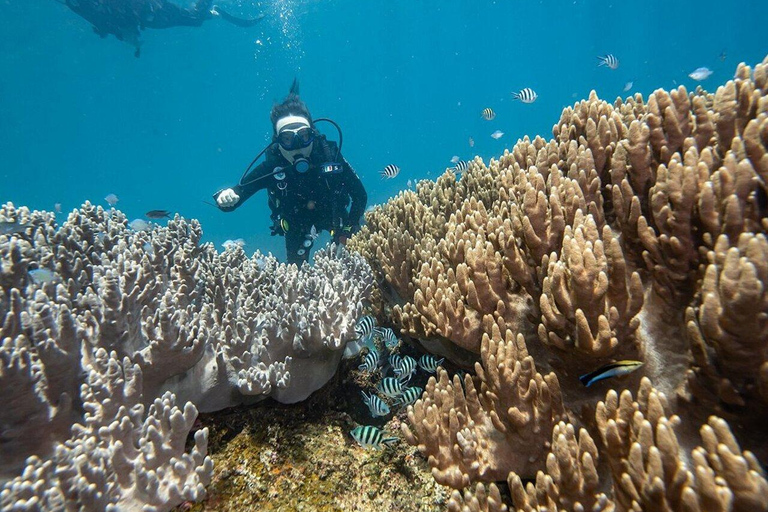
top-left (341, 156), bottom-right (367, 229)
top-left (214, 160), bottom-right (273, 212)
top-left (213, 6), bottom-right (265, 27)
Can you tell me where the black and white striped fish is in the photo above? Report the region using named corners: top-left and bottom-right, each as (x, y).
top-left (394, 386), bottom-right (423, 407)
top-left (378, 377), bottom-right (405, 397)
top-left (358, 350), bottom-right (380, 372)
top-left (511, 87), bottom-right (538, 103)
top-left (388, 353), bottom-right (402, 370)
top-left (350, 425), bottom-right (398, 449)
top-left (481, 107), bottom-right (496, 121)
top-left (597, 54), bottom-right (619, 70)
top-left (453, 161), bottom-right (470, 174)
top-left (393, 356), bottom-right (417, 380)
top-left (380, 164), bottom-right (401, 179)
top-left (354, 315), bottom-right (376, 339)
top-left (361, 391), bottom-right (390, 417)
top-left (377, 327), bottom-right (399, 350)
top-left (418, 354), bottom-right (445, 373)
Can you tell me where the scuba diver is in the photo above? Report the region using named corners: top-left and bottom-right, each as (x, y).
top-left (59, 0), bottom-right (264, 57)
top-left (214, 81), bottom-right (368, 265)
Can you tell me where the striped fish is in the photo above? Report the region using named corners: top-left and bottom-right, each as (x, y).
top-left (393, 356), bottom-right (417, 380)
top-left (350, 425), bottom-right (398, 449)
top-left (418, 354), bottom-right (444, 373)
top-left (388, 354), bottom-right (402, 370)
top-left (579, 360), bottom-right (643, 387)
top-left (481, 107), bottom-right (496, 121)
top-left (597, 54), bottom-right (619, 70)
top-left (380, 164), bottom-right (400, 179)
top-left (394, 386), bottom-right (423, 407)
top-left (376, 327), bottom-right (399, 350)
top-left (354, 315), bottom-right (376, 339)
top-left (358, 350), bottom-right (380, 372)
top-left (378, 377), bottom-right (405, 398)
top-left (453, 161), bottom-right (469, 174)
top-left (511, 87), bottom-right (538, 103)
top-left (361, 391), bottom-right (390, 417)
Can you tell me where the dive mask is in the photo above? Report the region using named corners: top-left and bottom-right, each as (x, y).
top-left (277, 125), bottom-right (315, 151)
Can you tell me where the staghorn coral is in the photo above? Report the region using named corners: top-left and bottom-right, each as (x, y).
top-left (1, 201), bottom-right (371, 509)
top-left (402, 321), bottom-right (565, 489)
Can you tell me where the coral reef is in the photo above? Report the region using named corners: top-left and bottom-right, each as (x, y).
top-left (1, 202), bottom-right (371, 509)
top-left (402, 322), bottom-right (564, 488)
top-left (350, 56), bottom-right (768, 508)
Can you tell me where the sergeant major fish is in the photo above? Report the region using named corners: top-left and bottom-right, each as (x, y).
top-left (394, 386), bottom-right (423, 407)
top-left (511, 87), bottom-right (538, 103)
top-left (418, 354), bottom-right (444, 373)
top-left (597, 54), bottom-right (619, 70)
top-left (377, 327), bottom-right (399, 350)
top-left (579, 360), bottom-right (643, 387)
top-left (481, 108), bottom-right (496, 121)
top-left (358, 350), bottom-right (380, 372)
top-left (380, 164), bottom-right (401, 179)
top-left (361, 391), bottom-right (390, 417)
top-left (393, 355), bottom-right (417, 380)
top-left (378, 377), bottom-right (405, 398)
top-left (350, 425), bottom-right (397, 449)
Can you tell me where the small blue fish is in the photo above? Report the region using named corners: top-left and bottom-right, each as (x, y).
top-left (394, 387), bottom-right (423, 407)
top-left (378, 377), bottom-right (405, 398)
top-left (393, 356), bottom-right (417, 380)
top-left (377, 327), bottom-right (399, 350)
top-left (418, 354), bottom-right (444, 373)
top-left (361, 391), bottom-right (390, 417)
top-left (579, 360), bottom-right (644, 387)
top-left (358, 350), bottom-right (380, 372)
top-left (688, 67), bottom-right (713, 81)
top-left (28, 268), bottom-right (57, 285)
top-left (350, 426), bottom-right (398, 449)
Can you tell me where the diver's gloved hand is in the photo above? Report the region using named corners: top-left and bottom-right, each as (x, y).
top-left (216, 188), bottom-right (240, 207)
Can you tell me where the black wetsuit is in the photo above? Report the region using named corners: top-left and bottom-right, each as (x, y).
top-left (63, 0), bottom-right (261, 57)
top-left (216, 136), bottom-right (367, 265)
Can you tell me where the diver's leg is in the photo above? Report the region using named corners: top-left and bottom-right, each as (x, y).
top-left (285, 228), bottom-right (309, 266)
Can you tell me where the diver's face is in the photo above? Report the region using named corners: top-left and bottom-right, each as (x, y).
top-left (275, 115), bottom-right (314, 164)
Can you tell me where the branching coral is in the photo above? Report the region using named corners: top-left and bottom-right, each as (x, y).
top-left (1, 201), bottom-right (372, 508)
top-left (402, 321), bottom-right (565, 489)
top-left (685, 232), bottom-right (768, 411)
top-left (352, 56), bottom-right (768, 511)
top-left (539, 210), bottom-right (643, 358)
top-left (0, 349), bottom-right (213, 511)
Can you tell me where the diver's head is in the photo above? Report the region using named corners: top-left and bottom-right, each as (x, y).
top-left (271, 79), bottom-right (315, 167)
top-left (275, 115), bottom-right (314, 166)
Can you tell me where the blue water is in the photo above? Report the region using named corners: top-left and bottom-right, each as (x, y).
top-left (1, 0), bottom-right (766, 259)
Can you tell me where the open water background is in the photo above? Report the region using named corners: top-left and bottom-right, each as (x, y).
top-left (1, 0), bottom-right (765, 259)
